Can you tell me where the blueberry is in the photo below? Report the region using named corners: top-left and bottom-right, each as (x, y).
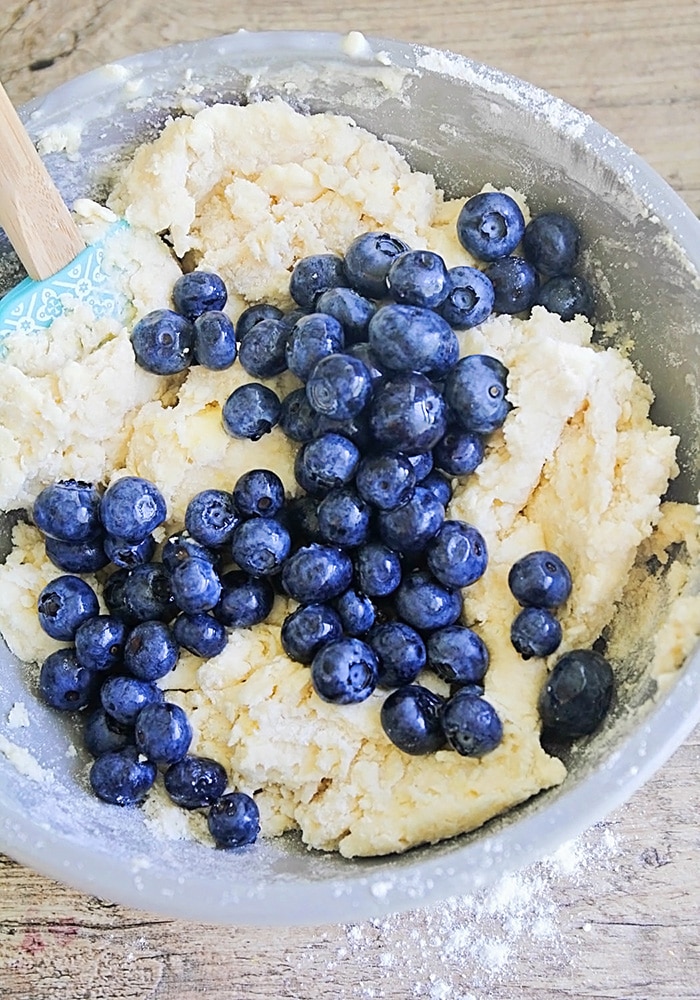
top-left (172, 271), bottom-right (227, 319)
top-left (193, 310), bottom-right (237, 370)
top-left (485, 256), bottom-right (538, 314)
top-left (315, 287), bottom-right (376, 344)
top-left (164, 754), bottom-right (228, 809)
top-left (355, 452), bottom-right (416, 511)
top-left (427, 520), bottom-right (488, 588)
top-left (444, 354), bottom-right (510, 435)
top-left (386, 250), bottom-right (450, 309)
top-left (441, 690), bottom-right (503, 756)
top-left (420, 470), bottom-right (452, 508)
top-left (170, 556), bottom-right (223, 613)
top-left (103, 533), bottom-right (156, 569)
top-left (161, 532), bottom-right (217, 572)
top-left (37, 575), bottom-right (99, 641)
top-left (539, 648), bottom-right (614, 739)
top-left (102, 568), bottom-right (135, 623)
top-left (312, 408), bottom-right (372, 452)
top-left (45, 535), bottom-right (109, 574)
top-left (310, 637), bottom-right (378, 704)
top-left (285, 312), bottom-right (345, 381)
top-left (369, 373), bottom-right (447, 456)
top-left (100, 477), bottom-right (167, 543)
top-left (425, 625), bottom-right (489, 684)
top-left (456, 191), bottom-right (525, 262)
top-left (333, 589), bottom-right (376, 637)
top-left (346, 342), bottom-right (384, 383)
top-left (508, 550), bottom-right (572, 608)
top-left (100, 675), bottom-right (163, 726)
top-left (317, 488), bottom-right (371, 548)
top-left (131, 309), bottom-right (194, 374)
top-left (407, 451), bottom-right (434, 482)
top-left (236, 302), bottom-right (283, 340)
top-left (75, 615), bottom-right (128, 672)
top-left (214, 570), bottom-right (274, 628)
top-left (208, 791), bottom-right (260, 848)
top-left (124, 620), bottom-right (180, 681)
top-left (394, 569), bottom-right (462, 632)
top-left (511, 606), bottom-right (563, 659)
top-left (185, 489), bottom-right (239, 548)
top-left (33, 479), bottom-right (102, 542)
top-left (232, 469), bottom-right (285, 518)
top-left (433, 427), bottom-right (484, 477)
top-left (522, 212), bottom-right (581, 277)
top-left (279, 387), bottom-right (318, 443)
top-left (439, 266), bottom-right (495, 328)
top-left (378, 487), bottom-right (444, 556)
top-left (172, 613), bottom-right (228, 659)
top-left (83, 708), bottom-right (132, 757)
top-left (281, 544), bottom-right (353, 604)
top-left (294, 433), bottom-right (360, 497)
top-left (344, 231), bottom-right (411, 299)
top-left (280, 602), bottom-right (344, 663)
top-left (368, 304), bottom-right (458, 379)
top-left (238, 317), bottom-right (289, 378)
top-left (89, 747), bottom-right (157, 806)
top-left (39, 648), bottom-right (98, 711)
top-left (354, 542), bottom-right (402, 598)
top-left (290, 253), bottom-right (348, 309)
top-left (222, 383), bottom-right (281, 441)
top-left (380, 684), bottom-right (445, 755)
top-left (306, 353), bottom-right (372, 420)
top-left (119, 562), bottom-right (176, 623)
top-left (285, 496), bottom-right (323, 545)
top-left (536, 275), bottom-right (595, 322)
top-left (231, 517), bottom-right (291, 576)
top-left (135, 701), bottom-right (192, 765)
top-left (369, 621), bottom-right (426, 688)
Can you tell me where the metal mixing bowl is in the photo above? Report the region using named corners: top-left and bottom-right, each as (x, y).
top-left (1, 31), bottom-right (699, 925)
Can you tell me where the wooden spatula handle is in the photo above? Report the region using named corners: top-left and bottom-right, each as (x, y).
top-left (0, 82), bottom-right (84, 281)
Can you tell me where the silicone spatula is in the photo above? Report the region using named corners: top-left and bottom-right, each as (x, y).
top-left (0, 81), bottom-right (126, 346)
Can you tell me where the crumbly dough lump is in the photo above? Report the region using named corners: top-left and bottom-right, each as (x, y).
top-left (0, 98), bottom-right (696, 858)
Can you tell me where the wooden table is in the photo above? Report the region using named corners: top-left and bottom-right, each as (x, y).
top-left (1, 2), bottom-right (698, 997)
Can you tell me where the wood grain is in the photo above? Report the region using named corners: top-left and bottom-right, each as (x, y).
top-left (0, 2), bottom-right (699, 998)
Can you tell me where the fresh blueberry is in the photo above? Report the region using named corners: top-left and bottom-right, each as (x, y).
top-left (75, 615), bottom-right (128, 672)
top-left (456, 191), bottom-right (525, 262)
top-left (236, 302), bottom-right (283, 340)
top-left (131, 308), bottom-right (194, 374)
top-left (369, 622), bottom-right (426, 688)
top-left (285, 496), bottom-right (323, 545)
top-left (118, 562), bottom-right (176, 623)
top-left (306, 353), bottom-right (372, 420)
top-left (439, 265), bottom-right (495, 328)
top-left (394, 569), bottom-right (462, 632)
top-left (185, 489), bottom-right (239, 548)
top-left (407, 451), bottom-right (434, 482)
top-left (193, 311), bottom-right (237, 370)
top-left (368, 304), bottom-right (458, 379)
top-left (317, 488), bottom-right (371, 548)
top-left (508, 550), bottom-right (572, 608)
top-left (83, 708), bottom-right (132, 757)
top-left (310, 637), bottom-right (378, 704)
top-left (369, 373), bottom-right (447, 456)
top-left (100, 674), bottom-right (163, 726)
top-left (222, 383), bottom-right (281, 441)
top-left (100, 477), bottom-right (166, 543)
top-left (315, 287), bottom-right (376, 344)
top-left (355, 452), bottom-right (415, 512)
top-left (354, 541), bottom-right (402, 598)
top-left (311, 408), bottom-right (372, 452)
top-left (441, 690), bottom-right (503, 756)
top-left (485, 256), bottom-right (538, 314)
top-left (232, 469), bottom-right (285, 518)
top-left (333, 588), bottom-right (376, 636)
top-left (238, 317), bottom-right (289, 378)
top-left (380, 684), bottom-right (446, 755)
top-left (420, 470), bottom-right (452, 508)
top-left (123, 620), bottom-right (180, 681)
top-left (170, 556), bottom-right (223, 612)
top-left (294, 433), bottom-right (360, 497)
top-left (161, 531), bottom-right (217, 572)
top-left (377, 487), bottom-right (444, 556)
top-left (37, 575), bottom-right (99, 641)
top-left (285, 312), bottom-right (345, 381)
top-left (345, 342), bottom-right (384, 383)
top-left (538, 648), bottom-right (614, 739)
top-left (444, 354), bottom-right (510, 435)
top-left (134, 701), bottom-right (192, 765)
top-left (450, 681), bottom-right (486, 698)
top-left (208, 791), bottom-right (260, 848)
top-left (164, 754), bottom-right (228, 809)
top-left (33, 479), bottom-right (102, 542)
top-left (103, 533), bottom-right (156, 569)
top-left (39, 648), bottom-right (98, 710)
top-left (386, 249), bottom-right (450, 309)
top-left (214, 570), bottom-right (274, 628)
top-left (426, 625), bottom-right (489, 684)
top-left (280, 602), bottom-right (344, 663)
top-left (511, 606), bottom-right (563, 659)
top-left (279, 387), bottom-right (318, 443)
top-left (102, 568), bottom-right (135, 624)
top-left (281, 543), bottom-right (353, 604)
top-left (290, 253), bottom-right (348, 309)
top-left (172, 271), bottom-right (227, 319)
top-left (522, 211), bottom-right (581, 277)
top-left (231, 517), bottom-right (291, 576)
top-left (433, 427), bottom-right (484, 477)
top-left (172, 612), bottom-right (228, 659)
top-left (536, 275), bottom-right (595, 321)
top-left (44, 534), bottom-right (109, 574)
top-left (427, 520), bottom-right (488, 588)
top-left (344, 232), bottom-right (411, 299)
top-left (89, 746), bottom-right (157, 806)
